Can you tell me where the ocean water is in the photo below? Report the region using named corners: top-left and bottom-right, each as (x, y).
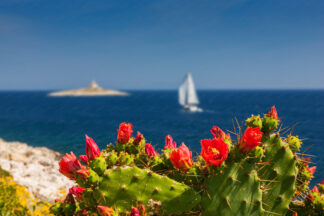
top-left (0, 90), bottom-right (323, 185)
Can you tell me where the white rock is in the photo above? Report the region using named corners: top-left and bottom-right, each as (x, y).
top-left (0, 138), bottom-right (74, 201)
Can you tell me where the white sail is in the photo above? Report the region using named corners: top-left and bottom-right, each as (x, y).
top-left (186, 73), bottom-right (199, 105)
top-left (178, 73), bottom-right (199, 106)
top-left (178, 81), bottom-right (187, 106)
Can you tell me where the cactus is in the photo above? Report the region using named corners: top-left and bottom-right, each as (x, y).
top-left (259, 134), bottom-right (298, 215)
top-left (51, 106), bottom-right (322, 216)
top-left (201, 160), bottom-right (264, 216)
top-left (94, 166), bottom-right (200, 214)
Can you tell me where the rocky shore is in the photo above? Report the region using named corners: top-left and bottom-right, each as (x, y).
top-left (0, 138), bottom-right (74, 201)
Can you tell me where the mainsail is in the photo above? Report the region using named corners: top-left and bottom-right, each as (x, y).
top-left (178, 73), bottom-right (199, 106)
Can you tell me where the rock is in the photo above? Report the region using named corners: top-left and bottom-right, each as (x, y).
top-left (0, 138), bottom-right (74, 202)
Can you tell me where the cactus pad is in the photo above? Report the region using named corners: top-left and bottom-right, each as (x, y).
top-left (94, 166), bottom-right (201, 214)
top-left (201, 161), bottom-right (264, 216)
top-left (260, 134), bottom-right (298, 215)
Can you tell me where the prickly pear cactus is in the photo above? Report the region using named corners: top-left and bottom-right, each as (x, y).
top-left (51, 107), bottom-right (322, 216)
top-left (260, 134), bottom-right (298, 216)
top-left (201, 161), bottom-right (264, 216)
top-left (94, 166), bottom-right (200, 214)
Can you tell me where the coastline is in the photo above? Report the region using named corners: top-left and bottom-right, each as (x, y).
top-left (0, 138), bottom-right (73, 202)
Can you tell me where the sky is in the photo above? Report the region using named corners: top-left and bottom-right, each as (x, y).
top-left (0, 0), bottom-right (323, 90)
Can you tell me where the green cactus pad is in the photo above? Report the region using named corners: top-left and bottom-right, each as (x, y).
top-left (201, 161), bottom-right (264, 216)
top-left (94, 166), bottom-right (201, 215)
top-left (260, 134), bottom-right (298, 215)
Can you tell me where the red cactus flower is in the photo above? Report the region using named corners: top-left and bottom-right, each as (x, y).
top-left (239, 127), bottom-right (263, 153)
top-left (164, 135), bottom-right (177, 149)
top-left (79, 155), bottom-right (89, 164)
top-left (85, 135), bottom-right (100, 160)
top-left (201, 138), bottom-right (229, 167)
top-left (97, 205), bottom-right (114, 216)
top-left (169, 143), bottom-right (193, 171)
top-left (145, 143), bottom-right (157, 158)
top-left (133, 131), bottom-right (144, 146)
top-left (307, 166), bottom-right (316, 176)
top-left (321, 179), bottom-right (324, 185)
top-left (59, 152), bottom-right (83, 180)
top-left (130, 207), bottom-right (140, 216)
top-left (292, 213), bottom-right (298, 216)
top-left (117, 122), bottom-right (133, 144)
top-left (76, 167), bottom-right (90, 180)
top-left (69, 186), bottom-right (85, 200)
top-left (266, 106), bottom-right (278, 119)
top-left (210, 126), bottom-right (230, 140)
top-left (311, 185), bottom-right (319, 193)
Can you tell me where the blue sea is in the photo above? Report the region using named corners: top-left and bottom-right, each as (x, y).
top-left (0, 90), bottom-right (323, 185)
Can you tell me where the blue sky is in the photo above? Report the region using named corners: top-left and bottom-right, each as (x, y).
top-left (0, 0), bottom-right (323, 90)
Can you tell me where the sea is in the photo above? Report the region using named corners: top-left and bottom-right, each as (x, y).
top-left (0, 90), bottom-right (323, 185)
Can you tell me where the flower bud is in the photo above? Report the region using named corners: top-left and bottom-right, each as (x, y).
top-left (79, 155), bottom-right (89, 164)
top-left (245, 115), bottom-right (262, 130)
top-left (286, 135), bottom-right (301, 152)
top-left (145, 144), bottom-right (157, 158)
top-left (117, 122), bottom-right (133, 144)
top-left (59, 152), bottom-right (83, 180)
top-left (164, 135), bottom-right (177, 149)
top-left (307, 166), bottom-right (316, 176)
top-left (262, 106), bottom-right (279, 133)
top-left (169, 143), bottom-right (193, 171)
top-left (69, 186), bottom-right (85, 200)
top-left (97, 205), bottom-right (114, 216)
top-left (266, 106), bottom-right (278, 119)
top-left (85, 135), bottom-right (100, 161)
top-left (130, 207), bottom-right (140, 216)
top-left (133, 131), bottom-right (144, 146)
top-left (239, 127), bottom-right (263, 154)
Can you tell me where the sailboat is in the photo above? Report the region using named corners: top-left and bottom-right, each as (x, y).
top-left (178, 73), bottom-right (203, 112)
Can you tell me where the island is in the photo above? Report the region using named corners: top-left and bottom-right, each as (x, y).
top-left (48, 81), bottom-right (128, 97)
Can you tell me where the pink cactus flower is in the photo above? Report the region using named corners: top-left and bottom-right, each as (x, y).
top-left (117, 122), bottom-right (133, 144)
top-left (164, 135), bottom-right (177, 149)
top-left (79, 155), bottom-right (89, 164)
top-left (97, 205), bottom-right (114, 216)
top-left (69, 186), bottom-right (85, 200)
top-left (130, 207), bottom-right (140, 216)
top-left (133, 131), bottom-right (144, 146)
top-left (85, 135), bottom-right (100, 160)
top-left (145, 143), bottom-right (157, 158)
top-left (59, 152), bottom-right (83, 180)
